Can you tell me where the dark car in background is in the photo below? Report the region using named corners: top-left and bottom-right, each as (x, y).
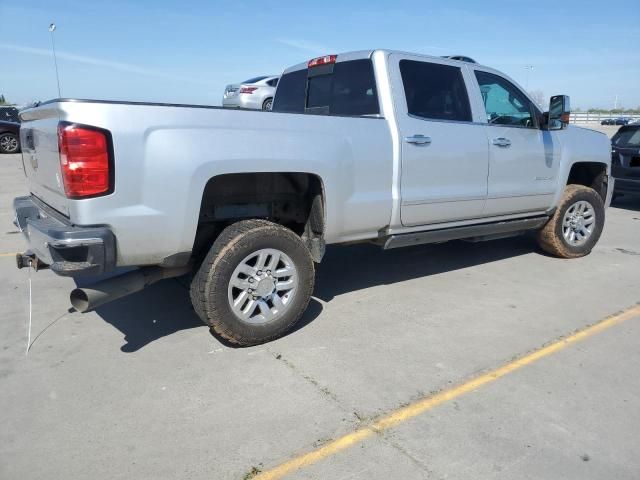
top-left (602, 117), bottom-right (632, 126)
top-left (611, 124), bottom-right (640, 197)
top-left (0, 120), bottom-right (20, 154)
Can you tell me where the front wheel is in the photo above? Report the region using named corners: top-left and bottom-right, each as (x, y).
top-left (190, 219), bottom-right (315, 346)
top-left (0, 133), bottom-right (19, 154)
top-left (537, 184), bottom-right (605, 258)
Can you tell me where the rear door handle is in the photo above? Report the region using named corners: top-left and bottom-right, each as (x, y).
top-left (405, 134), bottom-right (432, 145)
top-left (492, 137), bottom-right (511, 147)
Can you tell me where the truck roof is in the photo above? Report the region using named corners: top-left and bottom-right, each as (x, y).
top-left (282, 49), bottom-right (484, 74)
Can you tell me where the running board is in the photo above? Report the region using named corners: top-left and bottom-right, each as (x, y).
top-left (383, 216), bottom-right (549, 250)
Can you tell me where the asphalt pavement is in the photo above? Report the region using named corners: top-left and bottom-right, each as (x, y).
top-left (1, 152), bottom-right (639, 480)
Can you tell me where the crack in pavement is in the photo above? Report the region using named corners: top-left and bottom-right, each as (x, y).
top-left (268, 349), bottom-right (345, 409)
top-left (267, 348), bottom-right (439, 478)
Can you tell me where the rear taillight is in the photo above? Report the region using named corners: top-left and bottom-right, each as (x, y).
top-left (308, 54), bottom-right (337, 68)
top-left (239, 86), bottom-right (258, 94)
top-left (58, 123), bottom-right (112, 198)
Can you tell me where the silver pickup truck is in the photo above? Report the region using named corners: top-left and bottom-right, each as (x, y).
top-left (14, 50), bottom-right (612, 346)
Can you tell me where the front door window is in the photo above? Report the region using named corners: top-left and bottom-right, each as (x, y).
top-left (475, 71), bottom-right (537, 128)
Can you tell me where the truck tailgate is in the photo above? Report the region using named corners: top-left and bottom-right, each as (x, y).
top-left (19, 105), bottom-right (70, 216)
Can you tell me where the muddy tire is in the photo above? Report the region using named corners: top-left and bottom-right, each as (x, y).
top-left (537, 184), bottom-right (605, 258)
top-left (190, 219), bottom-right (315, 346)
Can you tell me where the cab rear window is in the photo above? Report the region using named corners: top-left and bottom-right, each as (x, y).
top-left (272, 69), bottom-right (307, 113)
top-left (272, 59), bottom-right (379, 117)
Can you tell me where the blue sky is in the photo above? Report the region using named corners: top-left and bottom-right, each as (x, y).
top-left (1, 0), bottom-right (638, 109)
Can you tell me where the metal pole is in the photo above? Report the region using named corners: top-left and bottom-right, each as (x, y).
top-left (49, 23), bottom-right (62, 98)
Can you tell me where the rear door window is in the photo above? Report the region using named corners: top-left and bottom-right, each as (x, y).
top-left (399, 60), bottom-right (472, 122)
top-left (272, 59), bottom-right (379, 116)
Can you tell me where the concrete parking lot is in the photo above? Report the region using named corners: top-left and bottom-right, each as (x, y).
top-left (1, 148), bottom-right (639, 480)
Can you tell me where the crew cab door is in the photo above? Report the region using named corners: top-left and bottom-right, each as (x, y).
top-left (389, 54), bottom-right (489, 226)
top-left (470, 69), bottom-right (560, 215)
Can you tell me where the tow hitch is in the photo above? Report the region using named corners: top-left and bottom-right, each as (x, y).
top-left (15, 251), bottom-right (49, 271)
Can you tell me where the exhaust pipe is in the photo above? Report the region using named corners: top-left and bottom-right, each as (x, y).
top-left (70, 265), bottom-right (191, 313)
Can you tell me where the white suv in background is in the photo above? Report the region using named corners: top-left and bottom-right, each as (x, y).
top-left (222, 75), bottom-right (279, 110)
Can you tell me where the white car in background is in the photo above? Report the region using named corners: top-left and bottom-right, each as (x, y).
top-left (222, 75), bottom-right (279, 110)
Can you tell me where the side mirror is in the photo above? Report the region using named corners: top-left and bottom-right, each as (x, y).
top-left (547, 95), bottom-right (570, 130)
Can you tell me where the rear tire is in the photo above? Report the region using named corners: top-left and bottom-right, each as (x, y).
top-left (262, 98), bottom-right (273, 111)
top-left (537, 184), bottom-right (605, 258)
top-left (0, 133), bottom-right (19, 154)
top-left (190, 219), bottom-right (315, 346)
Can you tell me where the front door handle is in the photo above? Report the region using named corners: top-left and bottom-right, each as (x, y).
top-left (405, 134), bottom-right (432, 145)
top-left (492, 137), bottom-right (512, 148)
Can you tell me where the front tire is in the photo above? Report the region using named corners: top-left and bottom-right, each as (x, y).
top-left (0, 133), bottom-right (19, 154)
top-left (537, 184), bottom-right (605, 258)
top-left (190, 219), bottom-right (315, 346)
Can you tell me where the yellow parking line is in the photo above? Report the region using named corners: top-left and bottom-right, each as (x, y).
top-left (0, 252), bottom-right (17, 257)
top-left (255, 304), bottom-right (640, 480)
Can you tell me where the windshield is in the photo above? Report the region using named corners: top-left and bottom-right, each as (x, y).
top-left (242, 76), bottom-right (268, 84)
top-left (613, 127), bottom-right (640, 147)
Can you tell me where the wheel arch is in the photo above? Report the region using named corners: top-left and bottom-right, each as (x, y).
top-left (566, 161), bottom-right (608, 201)
top-left (191, 171), bottom-right (327, 262)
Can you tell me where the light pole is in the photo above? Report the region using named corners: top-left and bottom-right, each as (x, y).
top-left (524, 65), bottom-right (534, 90)
top-left (49, 23), bottom-right (62, 98)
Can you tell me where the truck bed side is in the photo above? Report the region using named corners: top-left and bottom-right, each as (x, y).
top-left (19, 100), bottom-right (394, 266)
